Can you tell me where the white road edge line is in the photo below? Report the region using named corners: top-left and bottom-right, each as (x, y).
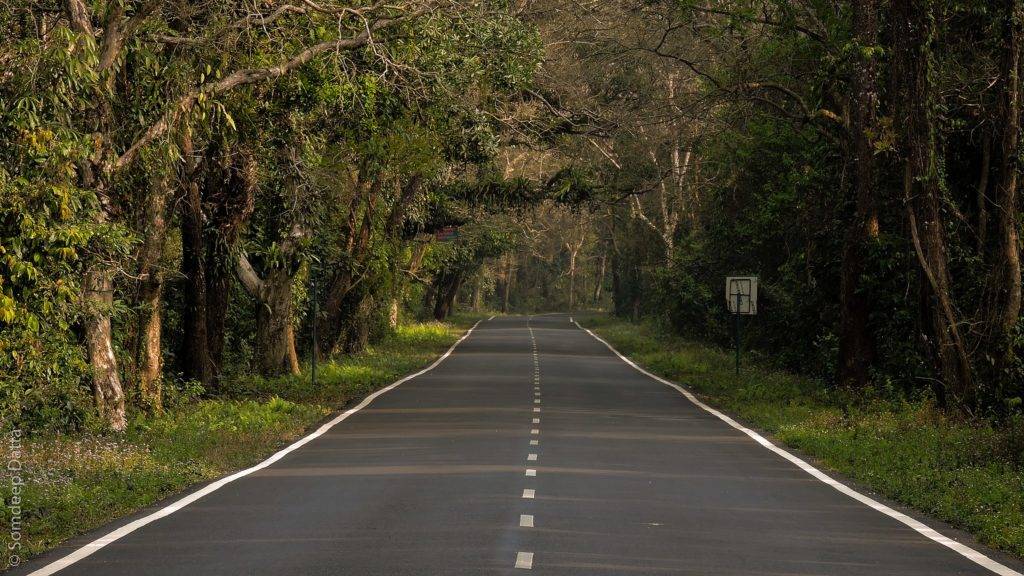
top-left (520, 514), bottom-right (535, 528)
top-left (525, 469), bottom-right (537, 476)
top-left (523, 489), bottom-right (536, 499)
top-left (572, 320), bottom-right (1022, 576)
top-left (530, 439), bottom-right (539, 445)
top-left (488, 314), bottom-right (495, 321)
top-left (528, 453), bottom-right (538, 461)
top-left (28, 321), bottom-right (483, 576)
top-left (515, 551), bottom-right (534, 569)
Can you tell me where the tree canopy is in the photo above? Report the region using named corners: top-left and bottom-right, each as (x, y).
top-left (3, 0), bottom-right (1024, 432)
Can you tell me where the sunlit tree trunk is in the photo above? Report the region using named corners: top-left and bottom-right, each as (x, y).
top-left (84, 266), bottom-right (126, 431)
top-left (257, 268), bottom-right (300, 376)
top-left (135, 176), bottom-right (171, 411)
top-left (566, 245), bottom-right (577, 311)
top-left (502, 255), bottom-right (515, 313)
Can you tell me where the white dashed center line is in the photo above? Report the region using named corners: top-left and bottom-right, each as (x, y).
top-left (520, 322), bottom-right (541, 571)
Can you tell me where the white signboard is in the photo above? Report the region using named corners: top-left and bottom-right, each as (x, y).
top-left (726, 276), bottom-right (758, 315)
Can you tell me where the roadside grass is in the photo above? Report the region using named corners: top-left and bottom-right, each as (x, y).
top-left (578, 314), bottom-right (1024, 559)
top-left (0, 319), bottom-right (474, 564)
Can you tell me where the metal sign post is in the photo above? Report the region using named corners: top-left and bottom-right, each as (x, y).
top-left (734, 290), bottom-right (741, 375)
top-left (725, 276), bottom-right (758, 375)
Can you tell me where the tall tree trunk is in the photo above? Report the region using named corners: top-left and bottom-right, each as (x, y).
top-left (255, 267), bottom-right (300, 376)
top-left (389, 298), bottom-right (400, 328)
top-left (472, 275), bottom-right (483, 312)
top-left (204, 149), bottom-right (256, 377)
top-left (237, 253), bottom-right (301, 376)
top-left (179, 174), bottom-right (215, 388)
top-left (204, 258), bottom-right (231, 378)
top-left (976, 136), bottom-right (992, 253)
top-left (594, 252), bottom-right (606, 304)
top-left (567, 248), bottom-right (577, 311)
top-left (84, 266), bottom-right (127, 431)
top-left (980, 0), bottom-right (1023, 379)
top-left (892, 0), bottom-right (974, 404)
top-left (838, 0), bottom-right (880, 388)
top-left (134, 177), bottom-right (171, 411)
top-left (136, 278), bottom-right (162, 410)
top-left (318, 267), bottom-right (356, 357)
top-left (502, 256), bottom-right (514, 313)
top-left (433, 270), bottom-right (464, 320)
top-left (342, 296), bottom-right (373, 354)
top-left (317, 176), bottom-right (379, 356)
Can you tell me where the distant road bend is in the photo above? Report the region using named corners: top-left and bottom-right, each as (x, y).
top-left (16, 314), bottom-right (1024, 576)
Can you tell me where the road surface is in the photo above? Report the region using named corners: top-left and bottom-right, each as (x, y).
top-left (16, 314), bottom-right (1024, 575)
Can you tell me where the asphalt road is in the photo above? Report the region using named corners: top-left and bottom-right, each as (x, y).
top-left (17, 314), bottom-right (1024, 575)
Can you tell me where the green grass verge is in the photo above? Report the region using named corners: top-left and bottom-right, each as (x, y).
top-left (578, 314), bottom-right (1024, 559)
top-left (0, 318), bottom-right (477, 566)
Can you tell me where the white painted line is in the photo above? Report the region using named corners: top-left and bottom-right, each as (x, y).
top-left (523, 489), bottom-right (535, 499)
top-left (525, 468), bottom-right (537, 476)
top-left (528, 453), bottom-right (538, 461)
top-left (534, 391), bottom-right (541, 396)
top-left (515, 551), bottom-right (534, 569)
top-left (530, 428), bottom-right (540, 434)
top-left (26, 322), bottom-right (483, 576)
top-left (533, 407), bottom-right (540, 412)
top-left (569, 316), bottom-right (573, 322)
top-left (520, 514), bottom-right (535, 528)
top-left (534, 399), bottom-right (541, 404)
top-left (488, 314), bottom-right (495, 321)
top-left (573, 320), bottom-right (1024, 576)
top-left (530, 439), bottom-right (539, 445)
top-left (532, 418), bottom-right (540, 424)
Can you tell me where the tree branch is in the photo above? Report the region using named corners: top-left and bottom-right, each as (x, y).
top-left (64, 0), bottom-right (94, 36)
top-left (113, 8), bottom-right (425, 173)
top-left (236, 253), bottom-right (265, 297)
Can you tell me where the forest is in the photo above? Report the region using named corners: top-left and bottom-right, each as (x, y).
top-left (2, 0), bottom-right (1024, 566)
